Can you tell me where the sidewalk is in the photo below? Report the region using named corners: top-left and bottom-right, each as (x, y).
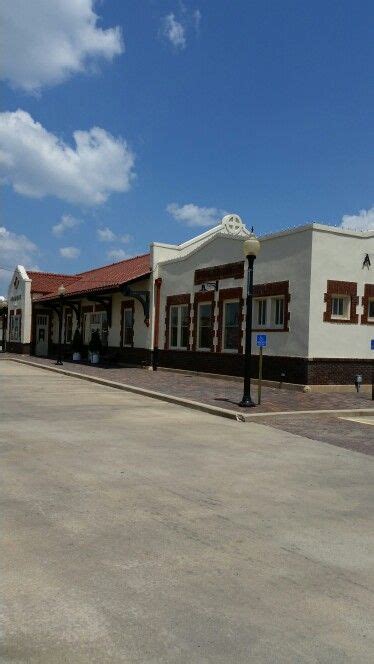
top-left (2, 353), bottom-right (372, 414)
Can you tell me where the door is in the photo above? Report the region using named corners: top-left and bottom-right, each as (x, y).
top-left (35, 314), bottom-right (49, 356)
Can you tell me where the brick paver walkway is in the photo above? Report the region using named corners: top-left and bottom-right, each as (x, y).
top-left (259, 413), bottom-right (374, 456)
top-left (2, 353), bottom-right (372, 414)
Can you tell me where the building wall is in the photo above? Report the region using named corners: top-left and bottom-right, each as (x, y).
top-left (309, 227), bottom-right (374, 359)
top-left (156, 229), bottom-right (313, 359)
top-left (6, 266), bottom-right (32, 352)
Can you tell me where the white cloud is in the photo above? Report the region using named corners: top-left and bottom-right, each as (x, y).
top-left (97, 227), bottom-right (116, 242)
top-left (166, 203), bottom-right (225, 227)
top-left (340, 207), bottom-right (374, 232)
top-left (52, 214), bottom-right (82, 236)
top-left (0, 226), bottom-right (39, 294)
top-left (0, 110), bottom-right (135, 205)
top-left (1, 0), bottom-right (124, 92)
top-left (193, 9), bottom-right (202, 31)
top-left (162, 14), bottom-right (186, 49)
top-left (106, 248), bottom-right (130, 261)
top-left (97, 227), bottom-right (132, 243)
top-left (60, 246), bottom-right (80, 259)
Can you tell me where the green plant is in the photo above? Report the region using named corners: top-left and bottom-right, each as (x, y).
top-left (88, 329), bottom-right (102, 354)
top-left (71, 328), bottom-right (83, 353)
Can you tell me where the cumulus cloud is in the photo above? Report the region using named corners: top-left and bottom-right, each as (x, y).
top-left (0, 110), bottom-right (135, 205)
top-left (0, 226), bottom-right (39, 293)
top-left (106, 248), bottom-right (130, 261)
top-left (52, 214), bottom-right (82, 236)
top-left (0, 0), bottom-right (124, 92)
top-left (97, 227), bottom-right (132, 243)
top-left (162, 14), bottom-right (186, 49)
top-left (59, 246), bottom-right (80, 259)
top-left (340, 207), bottom-right (374, 232)
top-left (166, 203), bottom-right (225, 227)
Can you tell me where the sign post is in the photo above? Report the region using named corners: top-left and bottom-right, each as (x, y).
top-left (256, 334), bottom-right (267, 405)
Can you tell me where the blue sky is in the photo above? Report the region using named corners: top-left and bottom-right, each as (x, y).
top-left (1, 0), bottom-right (373, 291)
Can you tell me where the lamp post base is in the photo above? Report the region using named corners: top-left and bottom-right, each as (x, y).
top-left (239, 395), bottom-right (256, 408)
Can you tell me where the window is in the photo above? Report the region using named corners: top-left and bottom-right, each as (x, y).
top-left (9, 314), bottom-right (21, 341)
top-left (123, 307), bottom-right (134, 346)
top-left (331, 296), bottom-right (350, 319)
top-left (223, 301), bottom-right (240, 351)
top-left (169, 304), bottom-right (189, 349)
top-left (84, 311), bottom-right (108, 345)
top-left (197, 303), bottom-right (213, 350)
top-left (368, 298), bottom-right (374, 321)
top-left (65, 313), bottom-right (73, 343)
top-left (272, 297), bottom-right (284, 327)
top-left (256, 299), bottom-right (267, 327)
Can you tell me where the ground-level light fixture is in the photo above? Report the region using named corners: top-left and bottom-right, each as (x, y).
top-left (239, 232), bottom-right (261, 408)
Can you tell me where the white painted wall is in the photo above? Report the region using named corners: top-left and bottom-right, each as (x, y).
top-left (7, 266), bottom-right (32, 344)
top-left (309, 226), bottom-right (374, 359)
top-left (156, 226), bottom-right (314, 358)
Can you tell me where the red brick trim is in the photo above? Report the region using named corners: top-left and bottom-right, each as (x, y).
top-left (361, 284), bottom-right (374, 325)
top-left (192, 291), bottom-right (215, 352)
top-left (252, 281), bottom-right (290, 332)
top-left (194, 261), bottom-right (244, 285)
top-left (323, 280), bottom-right (358, 324)
top-left (120, 300), bottom-right (135, 347)
top-left (164, 294), bottom-right (191, 350)
top-left (217, 287), bottom-right (244, 353)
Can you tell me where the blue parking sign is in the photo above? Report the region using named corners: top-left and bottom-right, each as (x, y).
top-left (371, 339), bottom-right (374, 350)
top-left (256, 334), bottom-right (267, 348)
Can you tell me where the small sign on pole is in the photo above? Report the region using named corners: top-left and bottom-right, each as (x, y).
top-left (371, 339), bottom-right (374, 351)
top-left (256, 335), bottom-right (267, 404)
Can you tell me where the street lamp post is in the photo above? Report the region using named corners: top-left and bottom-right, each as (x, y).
top-left (55, 284), bottom-right (66, 366)
top-left (239, 233), bottom-right (261, 408)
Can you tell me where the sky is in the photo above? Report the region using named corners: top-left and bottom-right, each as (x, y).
top-left (0, 0), bottom-right (373, 294)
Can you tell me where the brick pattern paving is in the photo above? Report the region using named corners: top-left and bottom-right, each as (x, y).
top-left (258, 413), bottom-right (374, 456)
top-left (2, 353), bottom-right (373, 414)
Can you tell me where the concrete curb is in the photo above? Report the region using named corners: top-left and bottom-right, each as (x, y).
top-left (3, 357), bottom-right (374, 422)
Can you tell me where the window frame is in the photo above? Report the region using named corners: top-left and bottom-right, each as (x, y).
top-left (222, 299), bottom-right (241, 353)
top-left (169, 303), bottom-right (189, 350)
top-left (197, 301), bottom-right (213, 351)
top-left (367, 297), bottom-right (374, 322)
top-left (271, 296), bottom-right (285, 328)
top-left (123, 306), bottom-right (134, 347)
top-left (330, 295), bottom-right (350, 321)
top-left (9, 313), bottom-right (21, 342)
top-left (255, 298), bottom-right (268, 328)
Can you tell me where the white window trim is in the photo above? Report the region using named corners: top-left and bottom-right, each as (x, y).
top-left (271, 296), bottom-right (285, 328)
top-left (254, 297), bottom-right (268, 329)
top-left (331, 295), bottom-right (351, 320)
top-left (222, 299), bottom-right (240, 353)
top-left (9, 313), bottom-right (21, 342)
top-left (253, 296), bottom-right (286, 329)
top-left (197, 301), bottom-right (212, 351)
top-left (123, 306), bottom-right (134, 347)
top-left (367, 297), bottom-right (374, 321)
top-left (169, 304), bottom-right (189, 350)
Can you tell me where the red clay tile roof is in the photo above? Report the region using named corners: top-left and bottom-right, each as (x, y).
top-left (28, 271), bottom-right (78, 295)
top-left (34, 253), bottom-right (151, 301)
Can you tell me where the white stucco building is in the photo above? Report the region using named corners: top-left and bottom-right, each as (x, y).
top-left (5, 215), bottom-right (374, 386)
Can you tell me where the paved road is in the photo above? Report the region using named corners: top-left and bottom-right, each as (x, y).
top-left (1, 360), bottom-right (373, 663)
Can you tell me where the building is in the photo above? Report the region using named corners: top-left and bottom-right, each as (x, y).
top-left (0, 297), bottom-right (7, 351)
top-left (5, 215), bottom-right (374, 386)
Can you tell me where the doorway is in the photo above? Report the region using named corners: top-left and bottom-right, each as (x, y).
top-left (35, 314), bottom-right (49, 356)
